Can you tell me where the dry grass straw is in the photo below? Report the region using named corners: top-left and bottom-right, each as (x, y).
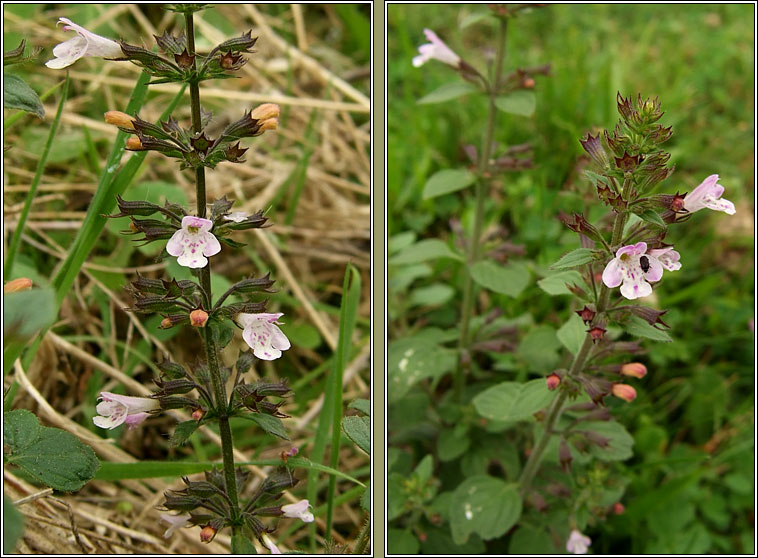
top-left (4, 4), bottom-right (370, 553)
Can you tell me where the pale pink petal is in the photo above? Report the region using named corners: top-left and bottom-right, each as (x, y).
top-left (602, 258), bottom-right (623, 288)
top-left (181, 215), bottom-right (213, 230)
top-left (566, 529), bottom-right (591, 554)
top-left (160, 513), bottom-right (192, 538)
top-left (620, 277), bottom-right (652, 300)
top-left (201, 231), bottom-right (221, 257)
top-left (166, 230), bottom-right (187, 256)
top-left (643, 254), bottom-right (663, 282)
top-left (281, 499), bottom-right (314, 522)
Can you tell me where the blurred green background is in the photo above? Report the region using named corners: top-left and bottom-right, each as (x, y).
top-left (388, 4), bottom-right (754, 555)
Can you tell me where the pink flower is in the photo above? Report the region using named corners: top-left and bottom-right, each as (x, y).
top-left (602, 242), bottom-right (681, 300)
top-left (45, 18), bottom-right (123, 69)
top-left (683, 174), bottom-right (736, 215)
top-left (160, 513), bottom-right (192, 538)
top-left (235, 313), bottom-right (291, 361)
top-left (166, 216), bottom-right (221, 269)
top-left (281, 499), bottom-right (314, 523)
top-left (93, 392), bottom-right (160, 429)
top-left (262, 533), bottom-right (281, 554)
top-left (566, 529), bottom-right (591, 554)
top-left (412, 29), bottom-right (461, 68)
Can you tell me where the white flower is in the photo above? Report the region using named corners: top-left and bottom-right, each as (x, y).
top-left (602, 241), bottom-right (681, 300)
top-left (46, 17), bottom-right (123, 69)
top-left (281, 499), bottom-right (314, 523)
top-left (235, 313), bottom-right (291, 361)
top-left (93, 392), bottom-right (160, 430)
top-left (683, 174), bottom-right (736, 215)
top-left (166, 216), bottom-right (221, 269)
top-left (566, 529), bottom-right (591, 554)
top-left (262, 533), bottom-right (281, 554)
top-left (224, 211), bottom-right (248, 223)
top-left (160, 513), bottom-right (192, 539)
top-left (412, 28), bottom-right (461, 68)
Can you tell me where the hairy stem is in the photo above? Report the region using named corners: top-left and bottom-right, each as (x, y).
top-left (185, 11), bottom-right (240, 523)
top-left (518, 209), bottom-right (628, 495)
top-left (455, 16), bottom-right (509, 401)
top-left (353, 519), bottom-right (370, 555)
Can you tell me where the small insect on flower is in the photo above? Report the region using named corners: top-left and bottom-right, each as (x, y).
top-left (639, 255), bottom-right (650, 273)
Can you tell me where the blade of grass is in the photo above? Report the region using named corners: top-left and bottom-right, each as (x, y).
top-left (4, 74), bottom-right (70, 276)
top-left (94, 457), bottom-right (365, 486)
top-left (326, 264), bottom-right (362, 538)
top-left (283, 108), bottom-right (319, 225)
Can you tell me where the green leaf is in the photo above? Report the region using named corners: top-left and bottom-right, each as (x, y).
top-left (3, 73), bottom-right (44, 118)
top-left (449, 476), bottom-right (522, 544)
top-left (387, 528), bottom-right (420, 554)
top-left (239, 413), bottom-right (290, 440)
top-left (494, 91), bottom-right (536, 117)
top-left (537, 270), bottom-right (587, 296)
top-left (342, 416), bottom-right (370, 455)
top-left (508, 526), bottom-right (558, 554)
top-left (390, 238), bottom-right (463, 265)
top-left (413, 455), bottom-right (434, 485)
top-left (388, 336), bottom-right (456, 403)
top-left (231, 533), bottom-right (257, 554)
top-left (623, 315), bottom-right (673, 342)
top-left (418, 82), bottom-right (479, 105)
top-left (550, 248), bottom-right (597, 270)
top-left (517, 325), bottom-right (561, 372)
top-left (4, 410), bottom-right (99, 492)
top-left (169, 420), bottom-right (199, 447)
top-left (95, 458), bottom-right (364, 486)
top-left (470, 260), bottom-right (530, 297)
top-left (3, 494), bottom-right (24, 554)
top-left (409, 283), bottom-right (455, 307)
top-left (637, 208), bottom-right (667, 228)
top-left (422, 168), bottom-right (476, 199)
top-left (460, 11), bottom-right (498, 28)
top-left (348, 399), bottom-right (370, 416)
top-left (360, 484), bottom-right (370, 511)
top-left (473, 379), bottom-right (556, 422)
top-left (437, 426), bottom-right (470, 462)
top-left (557, 313), bottom-right (587, 355)
top-left (585, 421), bottom-right (635, 461)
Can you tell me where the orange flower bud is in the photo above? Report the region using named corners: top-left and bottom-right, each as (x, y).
top-left (126, 136), bottom-right (144, 150)
top-left (191, 408), bottom-right (206, 421)
top-left (4, 277), bottom-right (33, 293)
top-left (257, 118), bottom-right (278, 133)
top-left (620, 362), bottom-right (647, 379)
top-left (611, 383), bottom-right (636, 402)
top-left (199, 525), bottom-right (217, 543)
top-left (523, 77), bottom-right (535, 88)
top-left (190, 309), bottom-right (209, 328)
top-left (546, 373), bottom-right (561, 391)
top-left (250, 103), bottom-right (280, 121)
top-left (104, 110), bottom-right (136, 130)
top-left (160, 317), bottom-right (174, 329)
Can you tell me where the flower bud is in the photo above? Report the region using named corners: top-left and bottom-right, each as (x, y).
top-left (126, 136), bottom-right (144, 150)
top-left (104, 110), bottom-right (136, 130)
top-left (192, 408), bottom-right (206, 421)
top-left (250, 103), bottom-right (280, 121)
top-left (256, 118), bottom-right (278, 134)
top-left (613, 502), bottom-right (625, 515)
top-left (587, 326), bottom-right (607, 344)
top-left (611, 383), bottom-right (636, 402)
top-left (199, 525), bottom-right (217, 543)
top-left (522, 77), bottom-right (535, 89)
top-left (546, 373), bottom-right (561, 391)
top-left (620, 362), bottom-right (647, 379)
top-left (4, 277), bottom-right (33, 293)
top-left (190, 309), bottom-right (209, 327)
top-left (160, 317), bottom-right (174, 329)
top-left (575, 305), bottom-right (596, 325)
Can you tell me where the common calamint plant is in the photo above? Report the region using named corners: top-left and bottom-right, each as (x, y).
top-left (46, 6), bottom-right (316, 552)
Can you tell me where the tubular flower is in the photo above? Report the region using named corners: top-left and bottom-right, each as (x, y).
top-left (235, 313), bottom-right (291, 361)
top-left (224, 211), bottom-right (248, 223)
top-left (45, 18), bottom-right (123, 69)
top-left (281, 499), bottom-right (315, 523)
top-left (683, 174), bottom-right (736, 215)
top-left (160, 513), bottom-right (192, 539)
top-left (262, 533), bottom-right (282, 555)
top-left (166, 216), bottom-right (221, 269)
top-left (93, 392), bottom-right (160, 429)
top-left (611, 383), bottom-right (637, 402)
top-left (602, 242), bottom-right (681, 300)
top-left (412, 29), bottom-right (461, 68)
top-left (566, 529), bottom-right (591, 554)
top-left (620, 362), bottom-right (647, 379)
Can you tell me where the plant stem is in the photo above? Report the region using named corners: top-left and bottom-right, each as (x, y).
top-left (455, 16), bottom-right (509, 401)
top-left (353, 519), bottom-right (370, 555)
top-left (185, 10), bottom-right (240, 524)
top-left (518, 209), bottom-right (628, 495)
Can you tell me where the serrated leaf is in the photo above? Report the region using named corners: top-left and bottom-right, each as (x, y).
top-left (557, 313), bottom-right (587, 355)
top-left (449, 476), bottom-right (522, 544)
top-left (169, 420), bottom-right (199, 447)
top-left (422, 168), bottom-right (476, 199)
top-left (469, 260), bottom-right (530, 297)
top-left (537, 270), bottom-right (588, 296)
top-left (624, 315), bottom-right (673, 342)
top-left (494, 91), bottom-right (536, 117)
top-left (550, 248), bottom-right (596, 270)
top-left (3, 73), bottom-right (44, 118)
top-left (585, 421), bottom-right (635, 461)
top-left (473, 379), bottom-right (556, 422)
top-left (389, 238), bottom-right (463, 265)
top-left (418, 82), bottom-right (478, 105)
top-left (4, 410), bottom-right (99, 492)
top-left (239, 413), bottom-right (290, 440)
top-left (342, 415), bottom-right (370, 454)
top-left (348, 399), bottom-right (370, 416)
top-left (231, 533), bottom-right (257, 554)
top-left (637, 208), bottom-right (667, 228)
